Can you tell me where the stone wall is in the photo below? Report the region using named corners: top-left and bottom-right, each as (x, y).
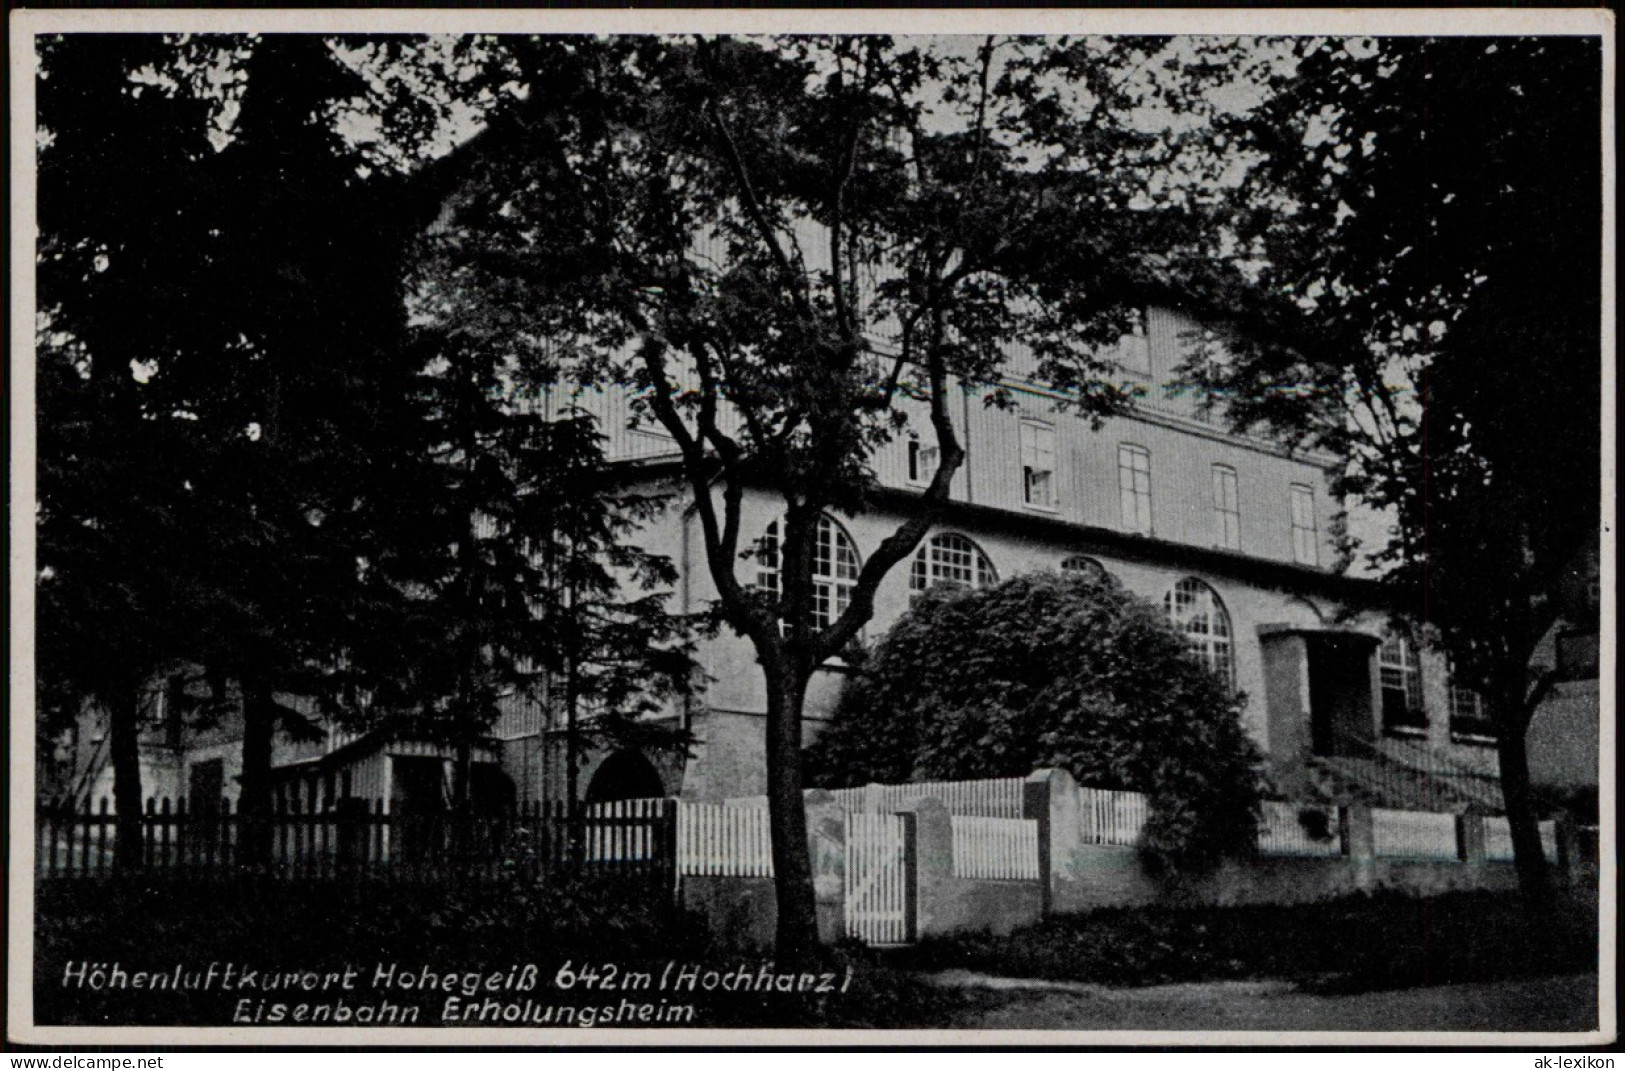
top-left (677, 769), bottom-right (1557, 950)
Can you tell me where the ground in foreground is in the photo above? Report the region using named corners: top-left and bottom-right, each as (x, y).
top-left (922, 971), bottom-right (1599, 1033)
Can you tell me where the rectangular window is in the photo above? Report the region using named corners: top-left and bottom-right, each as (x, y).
top-left (1450, 679), bottom-right (1497, 741)
top-left (1118, 444), bottom-right (1152, 534)
top-left (1290, 483), bottom-right (1318, 565)
top-left (1020, 421), bottom-right (1057, 509)
top-left (1379, 633), bottom-right (1426, 733)
top-left (906, 437), bottom-right (938, 487)
top-left (1212, 464), bottom-right (1240, 550)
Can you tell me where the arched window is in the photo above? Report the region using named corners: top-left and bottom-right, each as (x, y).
top-left (755, 514), bottom-right (862, 630)
top-left (1060, 555), bottom-right (1108, 583)
top-left (1164, 578), bottom-right (1234, 689)
top-left (910, 532), bottom-right (998, 592)
top-left (1379, 630), bottom-right (1426, 732)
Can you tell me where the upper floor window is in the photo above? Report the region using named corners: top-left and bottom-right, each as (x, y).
top-left (1290, 483), bottom-right (1318, 565)
top-left (910, 532), bottom-right (997, 592)
top-left (1164, 578), bottom-right (1234, 690)
top-left (1212, 464), bottom-right (1240, 550)
top-left (1118, 444), bottom-right (1153, 535)
top-left (1379, 631), bottom-right (1426, 733)
top-left (755, 514), bottom-right (862, 630)
top-left (1449, 675), bottom-right (1497, 741)
top-left (1020, 420), bottom-right (1057, 509)
top-left (1061, 555), bottom-right (1108, 583)
top-left (906, 435), bottom-right (939, 487)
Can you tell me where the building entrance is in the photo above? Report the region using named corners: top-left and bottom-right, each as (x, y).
top-left (1306, 634), bottom-right (1378, 757)
top-left (585, 750), bottom-right (665, 803)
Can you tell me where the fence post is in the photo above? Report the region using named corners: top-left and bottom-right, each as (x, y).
top-left (143, 797), bottom-right (157, 870)
top-left (1026, 768), bottom-right (1080, 914)
top-left (899, 810), bottom-right (919, 944)
top-left (1456, 812), bottom-right (1487, 865)
top-left (1344, 804), bottom-right (1375, 890)
top-left (891, 797), bottom-right (949, 940)
top-left (660, 799), bottom-right (680, 909)
top-left (1553, 813), bottom-right (1578, 885)
top-left (96, 796), bottom-right (111, 876)
top-left (1022, 771), bottom-right (1054, 917)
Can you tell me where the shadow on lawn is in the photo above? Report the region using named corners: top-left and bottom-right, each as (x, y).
top-left (881, 889), bottom-right (1599, 995)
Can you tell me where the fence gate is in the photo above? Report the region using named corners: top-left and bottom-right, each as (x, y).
top-left (843, 812), bottom-right (912, 945)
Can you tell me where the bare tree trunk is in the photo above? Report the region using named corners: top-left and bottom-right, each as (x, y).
top-left (763, 656), bottom-right (819, 963)
top-left (108, 682), bottom-right (145, 870)
top-left (239, 677), bottom-right (277, 866)
top-left (564, 632), bottom-right (582, 866)
top-left (1494, 712), bottom-right (1554, 910)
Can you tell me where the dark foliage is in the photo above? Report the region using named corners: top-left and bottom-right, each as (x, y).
top-left (1177, 37), bottom-right (1603, 900)
top-left (33, 35), bottom-right (697, 826)
top-left (420, 35), bottom-right (1282, 952)
top-left (807, 571), bottom-right (1263, 871)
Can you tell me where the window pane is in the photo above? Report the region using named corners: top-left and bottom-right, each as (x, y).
top-left (1163, 578), bottom-right (1233, 690)
top-left (1213, 465), bottom-right (1240, 550)
top-left (1061, 555), bottom-right (1107, 582)
top-left (912, 533), bottom-right (997, 591)
top-left (1119, 445), bottom-right (1152, 534)
top-left (1379, 633), bottom-right (1425, 729)
top-left (1290, 484), bottom-right (1317, 565)
top-left (1022, 422), bottom-right (1056, 507)
top-left (757, 515), bottom-right (861, 630)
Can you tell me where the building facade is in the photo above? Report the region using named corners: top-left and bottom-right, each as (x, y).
top-left (501, 305), bottom-right (1513, 808)
top-left (53, 306), bottom-right (1587, 817)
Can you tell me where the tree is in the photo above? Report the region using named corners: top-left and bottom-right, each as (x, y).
top-left (35, 33), bottom-right (238, 861)
top-left (434, 34), bottom-right (1270, 955)
top-left (35, 32), bottom-right (548, 847)
top-left (361, 322), bottom-right (701, 821)
top-left (35, 33), bottom-right (446, 858)
top-left (1180, 37), bottom-right (1602, 904)
top-left (807, 571), bottom-right (1262, 872)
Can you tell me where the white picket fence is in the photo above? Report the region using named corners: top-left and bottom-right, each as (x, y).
top-left (951, 816), bottom-right (1040, 880)
top-left (829, 776), bottom-right (1027, 819)
top-left (1371, 807), bottom-right (1460, 861)
top-left (1256, 800), bottom-right (1344, 857)
top-left (1483, 817), bottom-right (1560, 863)
top-left (1078, 786), bottom-right (1149, 846)
top-left (582, 798), bottom-right (667, 862)
top-left (675, 802), bottom-right (773, 876)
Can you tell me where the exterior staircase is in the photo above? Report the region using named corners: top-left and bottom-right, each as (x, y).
top-left (1307, 730), bottom-right (1504, 813)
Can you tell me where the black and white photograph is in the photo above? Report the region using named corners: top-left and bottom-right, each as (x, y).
top-left (6, 7), bottom-right (1614, 1047)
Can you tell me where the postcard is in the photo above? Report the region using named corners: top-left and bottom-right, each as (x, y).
top-left (8, 6), bottom-right (1615, 1048)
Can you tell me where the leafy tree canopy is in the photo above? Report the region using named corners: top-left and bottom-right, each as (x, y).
top-left (419, 33), bottom-right (1280, 949)
top-left (807, 571), bottom-right (1262, 871)
top-left (1172, 35), bottom-right (1602, 902)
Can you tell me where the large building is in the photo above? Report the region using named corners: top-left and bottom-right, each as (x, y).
top-left (50, 305), bottom-right (1595, 818)
top-left (491, 305), bottom-right (1521, 809)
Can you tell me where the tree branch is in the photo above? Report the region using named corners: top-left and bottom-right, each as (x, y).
top-left (636, 337), bottom-right (769, 644)
top-left (696, 40), bottom-right (813, 323)
top-left (817, 311), bottom-right (964, 658)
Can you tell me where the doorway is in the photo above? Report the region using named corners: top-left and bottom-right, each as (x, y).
top-left (1306, 635), bottom-right (1378, 757)
top-left (585, 750), bottom-right (665, 803)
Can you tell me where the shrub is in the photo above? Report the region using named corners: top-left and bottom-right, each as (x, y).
top-left (807, 570), bottom-right (1262, 871)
